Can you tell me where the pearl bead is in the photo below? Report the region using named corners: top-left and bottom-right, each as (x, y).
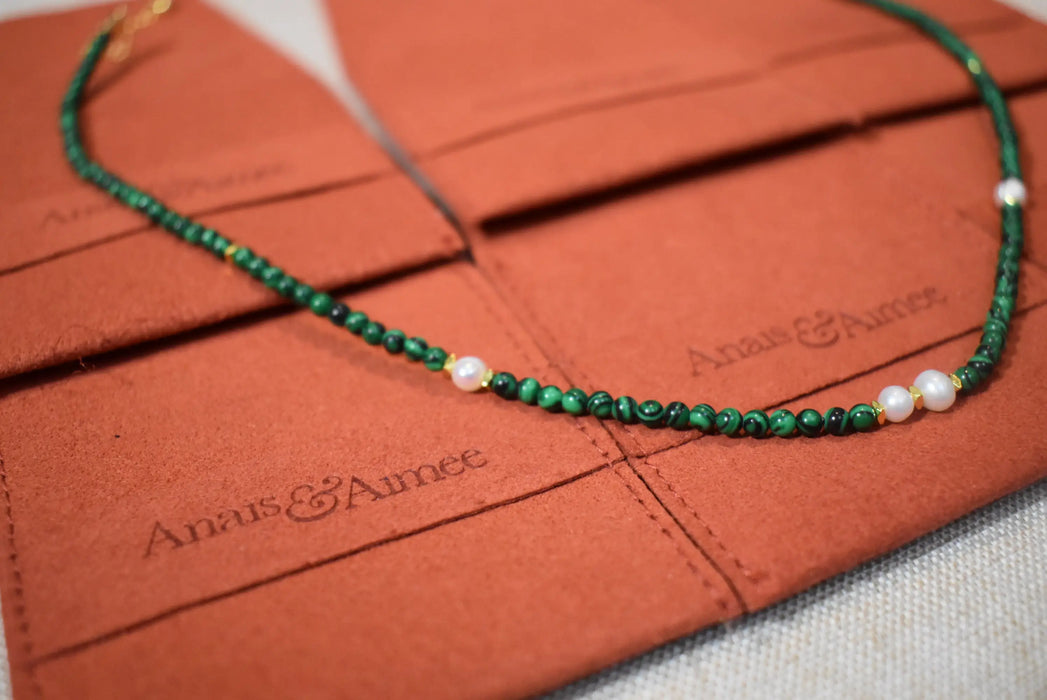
top-left (450, 356), bottom-right (488, 392)
top-left (877, 385), bottom-right (914, 423)
top-left (913, 369), bottom-right (956, 412)
top-left (994, 177), bottom-right (1027, 207)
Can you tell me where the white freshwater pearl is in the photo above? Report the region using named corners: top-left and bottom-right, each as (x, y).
top-left (450, 356), bottom-right (488, 392)
top-left (913, 369), bottom-right (956, 412)
top-left (994, 177), bottom-right (1027, 207)
top-left (877, 385), bottom-right (915, 423)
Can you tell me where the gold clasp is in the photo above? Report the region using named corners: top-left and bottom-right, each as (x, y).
top-left (104, 0), bottom-right (173, 62)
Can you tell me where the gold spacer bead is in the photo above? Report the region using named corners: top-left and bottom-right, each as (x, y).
top-left (949, 373), bottom-right (963, 391)
top-left (871, 400), bottom-right (887, 426)
top-left (908, 386), bottom-right (924, 410)
top-left (480, 368), bottom-right (495, 390)
top-left (442, 353), bottom-right (457, 374)
top-left (223, 244), bottom-right (239, 262)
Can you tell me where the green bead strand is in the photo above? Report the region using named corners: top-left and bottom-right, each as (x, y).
top-left (58, 1), bottom-right (1025, 438)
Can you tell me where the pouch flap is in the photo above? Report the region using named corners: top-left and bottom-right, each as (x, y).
top-left (0, 0), bottom-right (462, 379)
top-left (326, 0), bottom-right (1047, 223)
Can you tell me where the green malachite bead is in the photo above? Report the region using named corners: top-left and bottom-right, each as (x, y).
top-left (199, 228), bottom-right (217, 248)
top-left (689, 404), bottom-right (716, 432)
top-left (292, 283), bottom-right (315, 306)
top-left (490, 372), bottom-right (518, 400)
top-left (159, 210), bottom-right (179, 230)
top-left (587, 391), bottom-right (614, 418)
top-left (664, 401), bottom-right (690, 430)
top-left (182, 223), bottom-right (203, 244)
top-left (123, 189), bottom-right (145, 208)
top-left (975, 343), bottom-right (1001, 364)
top-left (849, 404), bottom-right (877, 432)
top-left (769, 409), bottom-right (797, 437)
top-left (329, 303), bottom-right (349, 326)
top-left (989, 296), bottom-right (1012, 322)
top-left (345, 311), bottom-right (368, 334)
top-left (561, 388), bottom-right (589, 416)
top-left (955, 365), bottom-right (981, 391)
top-left (275, 274), bottom-right (297, 298)
top-left (362, 321), bottom-right (385, 345)
top-left (967, 357), bottom-right (993, 378)
top-left (261, 266), bottom-right (284, 289)
top-left (715, 408), bottom-right (743, 436)
top-left (309, 292), bottom-right (334, 317)
top-left (741, 410), bottom-right (770, 438)
top-left (981, 330), bottom-right (1005, 350)
top-left (518, 378), bottom-right (541, 405)
top-left (423, 347), bottom-right (448, 371)
top-left (145, 200), bottom-right (165, 221)
top-left (246, 256), bottom-right (269, 279)
top-left (824, 407), bottom-right (851, 436)
top-left (796, 409), bottom-right (823, 437)
top-left (404, 337), bottom-right (429, 362)
top-left (537, 386), bottom-right (564, 412)
top-left (968, 352), bottom-right (994, 370)
top-left (983, 318), bottom-right (1008, 337)
top-left (637, 400), bottom-right (666, 428)
top-left (130, 192), bottom-right (154, 212)
top-left (382, 329), bottom-right (406, 354)
top-left (612, 396), bottom-right (639, 424)
top-left (209, 235), bottom-right (230, 257)
top-left (232, 246), bottom-right (254, 269)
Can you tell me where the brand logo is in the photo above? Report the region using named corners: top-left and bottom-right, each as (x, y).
top-left (39, 162), bottom-right (288, 230)
top-left (144, 448), bottom-right (486, 558)
top-left (688, 287), bottom-right (946, 376)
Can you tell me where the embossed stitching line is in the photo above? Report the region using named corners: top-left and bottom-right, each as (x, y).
top-left (642, 455), bottom-right (759, 586)
top-left (455, 265), bottom-right (619, 469)
top-left (620, 420), bottom-right (761, 587)
top-left (0, 451), bottom-right (43, 699)
top-left (608, 462), bottom-right (730, 615)
top-left (469, 263), bottom-right (750, 610)
top-left (29, 462), bottom-right (618, 669)
top-left (419, 15), bottom-right (1026, 162)
top-left (457, 265), bottom-right (739, 608)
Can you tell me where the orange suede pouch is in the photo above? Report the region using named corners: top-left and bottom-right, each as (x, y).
top-left (0, 0), bottom-right (462, 380)
top-left (1, 1), bottom-right (1046, 699)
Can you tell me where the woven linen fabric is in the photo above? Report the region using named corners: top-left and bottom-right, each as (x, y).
top-left (553, 477), bottom-right (1047, 699)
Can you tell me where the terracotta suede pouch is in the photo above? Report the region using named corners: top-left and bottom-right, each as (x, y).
top-left (322, 0), bottom-right (1045, 690)
top-left (327, 0), bottom-right (1047, 223)
top-left (1, 0), bottom-right (1046, 698)
top-left (0, 0), bottom-right (462, 380)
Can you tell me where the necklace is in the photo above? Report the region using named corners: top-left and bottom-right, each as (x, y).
top-left (59, 0), bottom-right (1026, 438)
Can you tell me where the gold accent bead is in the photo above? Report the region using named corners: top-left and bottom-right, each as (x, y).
top-left (480, 368), bottom-right (495, 390)
top-left (908, 386), bottom-right (924, 410)
top-left (949, 373), bottom-right (963, 391)
top-left (442, 353), bottom-right (457, 374)
top-left (967, 57), bottom-right (983, 74)
top-left (223, 244), bottom-right (239, 262)
top-left (871, 400), bottom-right (887, 426)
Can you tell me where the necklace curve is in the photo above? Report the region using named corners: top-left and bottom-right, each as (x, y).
top-left (59, 0), bottom-right (1026, 438)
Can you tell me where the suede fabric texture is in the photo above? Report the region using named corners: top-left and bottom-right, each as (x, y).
top-left (327, 0), bottom-right (1047, 223)
top-left (0, 0), bottom-right (1045, 698)
top-left (0, 0), bottom-right (462, 380)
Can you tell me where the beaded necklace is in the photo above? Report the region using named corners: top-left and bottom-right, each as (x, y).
top-left (60, 0), bottom-right (1026, 438)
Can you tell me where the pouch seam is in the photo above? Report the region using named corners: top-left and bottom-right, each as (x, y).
top-left (0, 450), bottom-right (43, 698)
top-left (412, 15), bottom-right (1027, 161)
top-left (465, 255), bottom-right (750, 611)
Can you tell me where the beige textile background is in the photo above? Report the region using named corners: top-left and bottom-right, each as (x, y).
top-left (1, 1), bottom-right (1045, 697)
